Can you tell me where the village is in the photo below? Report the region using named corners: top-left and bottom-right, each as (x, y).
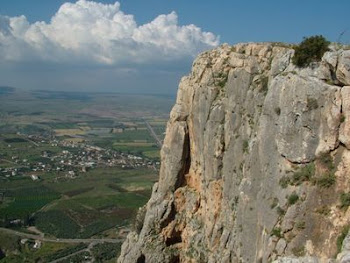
top-left (0, 133), bottom-right (160, 181)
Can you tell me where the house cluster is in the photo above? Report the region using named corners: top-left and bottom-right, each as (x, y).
top-left (0, 167), bottom-right (18, 178)
top-left (0, 133), bottom-right (160, 180)
top-left (20, 239), bottom-right (42, 249)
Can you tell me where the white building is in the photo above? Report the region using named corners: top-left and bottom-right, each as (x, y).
top-left (31, 175), bottom-right (39, 181)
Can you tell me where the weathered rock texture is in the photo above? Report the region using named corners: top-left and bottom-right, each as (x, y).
top-left (118, 43), bottom-right (350, 263)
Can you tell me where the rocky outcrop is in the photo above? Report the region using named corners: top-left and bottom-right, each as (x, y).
top-left (118, 43), bottom-right (350, 263)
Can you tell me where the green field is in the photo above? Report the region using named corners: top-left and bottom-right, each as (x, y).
top-left (0, 167), bottom-right (156, 238)
top-left (0, 88), bottom-right (172, 262)
top-left (1, 185), bottom-right (60, 220)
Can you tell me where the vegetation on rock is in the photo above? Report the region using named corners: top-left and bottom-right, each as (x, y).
top-left (318, 152), bottom-right (335, 171)
top-left (287, 192), bottom-right (299, 205)
top-left (292, 35), bottom-right (330, 67)
top-left (337, 225), bottom-right (350, 253)
top-left (279, 163), bottom-right (315, 188)
top-left (315, 172), bottom-right (336, 188)
top-left (340, 192), bottom-right (350, 209)
top-left (271, 227), bottom-right (283, 238)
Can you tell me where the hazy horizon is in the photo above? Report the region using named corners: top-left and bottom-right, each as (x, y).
top-left (1, 0), bottom-right (349, 94)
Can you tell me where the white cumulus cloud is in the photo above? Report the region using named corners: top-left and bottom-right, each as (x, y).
top-left (0, 0), bottom-right (219, 66)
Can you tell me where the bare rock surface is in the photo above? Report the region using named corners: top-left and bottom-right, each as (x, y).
top-left (118, 43), bottom-right (350, 263)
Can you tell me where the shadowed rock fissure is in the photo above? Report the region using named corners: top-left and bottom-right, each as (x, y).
top-left (164, 130), bottom-right (190, 246)
top-left (136, 254), bottom-right (145, 263)
top-left (165, 229), bottom-right (182, 246)
top-left (160, 203), bottom-right (176, 229)
top-left (175, 129), bottom-right (191, 189)
top-left (169, 255), bottom-right (180, 263)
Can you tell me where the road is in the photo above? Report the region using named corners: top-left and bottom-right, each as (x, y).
top-left (144, 120), bottom-right (163, 148)
top-left (0, 227), bottom-right (122, 244)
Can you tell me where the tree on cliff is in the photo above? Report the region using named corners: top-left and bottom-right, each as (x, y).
top-left (292, 35), bottom-right (330, 67)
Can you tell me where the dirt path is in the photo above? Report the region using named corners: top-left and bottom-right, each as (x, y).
top-left (26, 226), bottom-right (44, 237)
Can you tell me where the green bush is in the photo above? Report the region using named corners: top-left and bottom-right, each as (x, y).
top-left (276, 206), bottom-right (285, 216)
top-left (242, 140), bottom-right (249, 153)
top-left (271, 227), bottom-right (283, 238)
top-left (292, 35), bottom-right (330, 67)
top-left (259, 76), bottom-right (269, 94)
top-left (215, 72), bottom-right (228, 88)
top-left (318, 152), bottom-right (334, 171)
top-left (340, 192), bottom-right (350, 209)
top-left (288, 192), bottom-right (299, 205)
top-left (337, 225), bottom-right (350, 253)
top-left (279, 176), bottom-right (290, 188)
top-left (315, 172), bottom-right (336, 188)
top-left (341, 115), bottom-right (346, 123)
top-left (291, 163), bottom-right (315, 185)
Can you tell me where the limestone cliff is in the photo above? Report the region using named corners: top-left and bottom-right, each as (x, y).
top-left (118, 43), bottom-right (350, 263)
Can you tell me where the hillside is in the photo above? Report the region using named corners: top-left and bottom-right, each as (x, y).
top-left (118, 43), bottom-right (350, 262)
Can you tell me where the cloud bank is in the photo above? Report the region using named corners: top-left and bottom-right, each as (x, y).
top-left (0, 0), bottom-right (219, 66)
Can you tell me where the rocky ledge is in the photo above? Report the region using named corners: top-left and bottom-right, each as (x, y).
top-left (118, 42), bottom-right (350, 263)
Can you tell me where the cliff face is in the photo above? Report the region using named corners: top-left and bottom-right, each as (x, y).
top-left (118, 43), bottom-right (350, 263)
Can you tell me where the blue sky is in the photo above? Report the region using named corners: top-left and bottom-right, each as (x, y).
top-left (0, 0), bottom-right (349, 94)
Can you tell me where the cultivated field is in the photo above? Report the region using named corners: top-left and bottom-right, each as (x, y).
top-left (0, 88), bottom-right (173, 262)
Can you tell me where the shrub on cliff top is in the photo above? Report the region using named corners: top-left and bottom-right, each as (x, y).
top-left (292, 35), bottom-right (330, 67)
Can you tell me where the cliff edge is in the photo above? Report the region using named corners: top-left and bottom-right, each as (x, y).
top-left (118, 43), bottom-right (350, 263)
